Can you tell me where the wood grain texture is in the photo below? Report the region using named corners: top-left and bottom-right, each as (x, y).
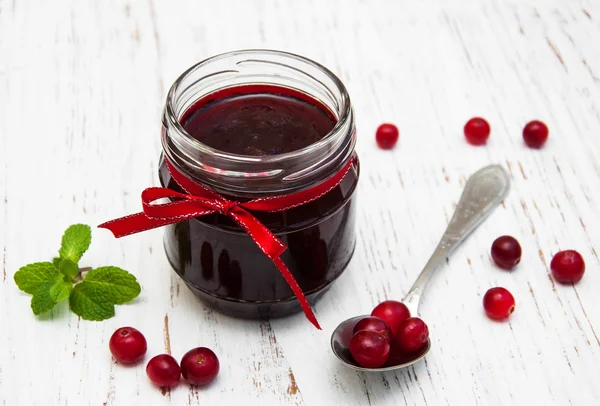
top-left (1, 0), bottom-right (599, 404)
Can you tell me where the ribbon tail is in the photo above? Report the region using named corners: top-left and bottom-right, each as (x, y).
top-left (229, 207), bottom-right (321, 329)
top-left (272, 257), bottom-right (321, 330)
top-left (98, 212), bottom-right (184, 238)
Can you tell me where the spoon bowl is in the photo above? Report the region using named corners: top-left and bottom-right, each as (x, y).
top-left (331, 315), bottom-right (431, 372)
top-left (330, 165), bottom-right (510, 372)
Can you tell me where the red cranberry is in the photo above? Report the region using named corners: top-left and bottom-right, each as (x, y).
top-left (146, 354), bottom-right (181, 388)
top-left (181, 347), bottom-right (220, 386)
top-left (349, 330), bottom-right (390, 368)
top-left (375, 123), bottom-right (399, 149)
top-left (353, 317), bottom-right (393, 343)
top-left (395, 317), bottom-right (429, 353)
top-left (491, 236), bottom-right (522, 269)
top-left (551, 250), bottom-right (585, 284)
top-left (109, 327), bottom-right (147, 364)
top-left (464, 117), bottom-right (490, 145)
top-left (523, 120), bottom-right (548, 148)
top-left (371, 300), bottom-right (410, 338)
top-left (483, 287), bottom-right (515, 320)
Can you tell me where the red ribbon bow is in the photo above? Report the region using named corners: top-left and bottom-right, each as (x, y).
top-left (99, 157), bottom-right (355, 330)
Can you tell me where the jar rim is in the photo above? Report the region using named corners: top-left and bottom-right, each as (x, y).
top-left (164, 49), bottom-right (352, 164)
top-left (161, 49), bottom-right (356, 194)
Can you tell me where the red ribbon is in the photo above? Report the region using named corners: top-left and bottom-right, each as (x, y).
top-left (99, 157), bottom-right (355, 330)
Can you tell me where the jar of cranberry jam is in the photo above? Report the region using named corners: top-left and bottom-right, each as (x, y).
top-left (159, 50), bottom-right (359, 320)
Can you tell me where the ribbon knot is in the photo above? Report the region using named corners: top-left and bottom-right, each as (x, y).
top-left (220, 200), bottom-right (240, 215)
top-left (99, 157), bottom-right (356, 330)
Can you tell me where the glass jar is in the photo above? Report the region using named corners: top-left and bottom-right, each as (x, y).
top-left (159, 50), bottom-right (359, 319)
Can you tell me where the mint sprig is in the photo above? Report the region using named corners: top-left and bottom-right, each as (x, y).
top-left (14, 224), bottom-right (140, 320)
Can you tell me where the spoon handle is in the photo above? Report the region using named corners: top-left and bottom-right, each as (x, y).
top-left (403, 165), bottom-right (510, 314)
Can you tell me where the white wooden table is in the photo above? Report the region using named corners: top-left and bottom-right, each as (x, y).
top-left (2, 0), bottom-right (600, 404)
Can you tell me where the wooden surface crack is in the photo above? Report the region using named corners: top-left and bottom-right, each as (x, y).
top-left (362, 376), bottom-right (372, 406)
top-left (528, 282), bottom-right (546, 327)
top-left (1, 247), bottom-right (5, 282)
top-left (287, 369), bottom-right (299, 395)
top-left (146, 0), bottom-right (164, 96)
top-left (164, 313), bottom-right (172, 355)
top-left (103, 359), bottom-right (116, 406)
top-left (546, 37), bottom-right (567, 70)
top-left (573, 288), bottom-right (600, 346)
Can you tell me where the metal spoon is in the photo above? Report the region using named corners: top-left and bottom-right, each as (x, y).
top-left (331, 164), bottom-right (510, 372)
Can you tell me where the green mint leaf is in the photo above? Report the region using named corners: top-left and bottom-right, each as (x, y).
top-left (31, 286), bottom-right (57, 315)
top-left (57, 258), bottom-right (79, 280)
top-left (58, 224), bottom-right (92, 263)
top-left (30, 274), bottom-right (73, 315)
top-left (69, 267), bottom-right (139, 321)
top-left (52, 257), bottom-right (61, 267)
top-left (69, 282), bottom-right (115, 321)
top-left (82, 266), bottom-right (140, 304)
top-left (14, 262), bottom-right (61, 294)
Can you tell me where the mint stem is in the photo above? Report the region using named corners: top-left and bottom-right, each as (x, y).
top-left (74, 267), bottom-right (92, 282)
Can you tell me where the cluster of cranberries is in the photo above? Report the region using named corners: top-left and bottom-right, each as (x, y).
top-left (464, 117), bottom-right (549, 148)
top-left (349, 300), bottom-right (429, 368)
top-left (483, 236), bottom-right (586, 320)
top-left (109, 327), bottom-right (220, 389)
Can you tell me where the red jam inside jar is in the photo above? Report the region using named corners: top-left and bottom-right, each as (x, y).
top-left (181, 85), bottom-right (336, 155)
top-left (160, 50), bottom-right (359, 319)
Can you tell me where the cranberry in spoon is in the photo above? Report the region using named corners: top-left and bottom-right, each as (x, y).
top-left (331, 165), bottom-right (510, 371)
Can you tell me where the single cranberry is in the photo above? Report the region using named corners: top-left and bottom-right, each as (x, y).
top-left (146, 355), bottom-right (181, 388)
top-left (375, 123), bottom-right (399, 149)
top-left (523, 120), bottom-right (549, 148)
top-left (483, 287), bottom-right (515, 320)
top-left (181, 347), bottom-right (220, 386)
top-left (551, 250), bottom-right (585, 283)
top-left (395, 317), bottom-right (429, 352)
top-left (349, 330), bottom-right (390, 368)
top-left (109, 327), bottom-right (147, 364)
top-left (491, 236), bottom-right (522, 269)
top-left (371, 300), bottom-right (410, 338)
top-left (353, 317), bottom-right (393, 343)
top-left (464, 117), bottom-right (490, 145)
